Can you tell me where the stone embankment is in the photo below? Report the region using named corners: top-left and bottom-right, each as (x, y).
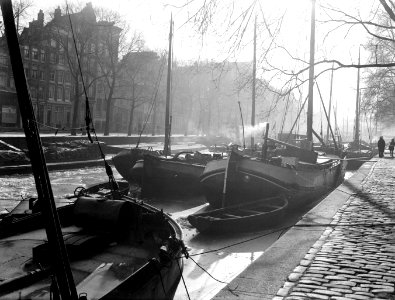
top-left (214, 157), bottom-right (395, 300)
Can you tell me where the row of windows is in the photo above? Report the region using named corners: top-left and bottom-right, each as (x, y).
top-left (23, 43), bottom-right (101, 67)
top-left (24, 68), bottom-right (72, 84)
top-left (30, 85), bottom-right (71, 102)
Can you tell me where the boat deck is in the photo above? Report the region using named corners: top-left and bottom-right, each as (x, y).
top-left (0, 224), bottom-right (159, 299)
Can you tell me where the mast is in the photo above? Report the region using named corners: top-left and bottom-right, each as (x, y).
top-left (354, 47), bottom-right (361, 145)
top-left (0, 1), bottom-right (77, 299)
top-left (306, 0), bottom-right (316, 147)
top-left (251, 15), bottom-right (257, 148)
top-left (164, 14), bottom-right (173, 156)
top-left (326, 63), bottom-right (334, 143)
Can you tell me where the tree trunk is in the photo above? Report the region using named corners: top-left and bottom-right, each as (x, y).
top-left (151, 97), bottom-right (157, 136)
top-left (70, 75), bottom-right (80, 136)
top-left (127, 100), bottom-right (135, 136)
top-left (104, 78), bottom-right (115, 136)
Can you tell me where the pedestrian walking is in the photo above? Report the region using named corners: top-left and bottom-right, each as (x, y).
top-left (389, 138), bottom-right (395, 158)
top-left (378, 136), bottom-right (386, 158)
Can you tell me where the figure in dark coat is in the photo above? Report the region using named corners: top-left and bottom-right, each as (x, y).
top-left (389, 138), bottom-right (395, 158)
top-left (378, 136), bottom-right (385, 158)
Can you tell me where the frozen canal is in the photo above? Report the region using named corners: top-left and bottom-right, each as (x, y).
top-left (0, 166), bottom-right (355, 300)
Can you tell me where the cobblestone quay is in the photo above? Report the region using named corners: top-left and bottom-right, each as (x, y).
top-left (275, 158), bottom-right (395, 300)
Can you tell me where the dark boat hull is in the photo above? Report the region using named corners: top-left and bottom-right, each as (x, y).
top-left (112, 148), bottom-right (158, 181)
top-left (188, 196), bottom-right (288, 233)
top-left (141, 154), bottom-right (206, 197)
top-left (0, 196), bottom-right (184, 299)
top-left (201, 151), bottom-right (344, 208)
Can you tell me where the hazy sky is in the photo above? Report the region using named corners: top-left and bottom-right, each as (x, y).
top-left (29, 0), bottom-right (373, 133)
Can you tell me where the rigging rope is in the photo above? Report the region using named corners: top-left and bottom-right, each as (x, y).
top-left (66, 4), bottom-right (118, 192)
top-left (135, 56), bottom-right (166, 148)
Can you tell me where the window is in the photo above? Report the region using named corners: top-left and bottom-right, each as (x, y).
top-left (64, 72), bottom-right (71, 84)
top-left (50, 53), bottom-right (56, 64)
top-left (40, 50), bottom-right (46, 62)
top-left (38, 87), bottom-right (44, 99)
top-left (57, 70), bottom-right (63, 83)
top-left (23, 46), bottom-right (29, 59)
top-left (58, 54), bottom-right (64, 65)
top-left (10, 77), bottom-right (14, 88)
top-left (50, 38), bottom-right (56, 48)
top-left (48, 85), bottom-right (55, 99)
top-left (32, 48), bottom-right (39, 60)
top-left (0, 73), bottom-right (6, 87)
top-left (31, 87), bottom-right (37, 99)
top-left (32, 69), bottom-right (38, 79)
top-left (0, 55), bottom-right (7, 65)
top-left (97, 80), bottom-right (103, 95)
top-left (65, 87), bottom-right (70, 101)
top-left (39, 70), bottom-right (45, 81)
top-left (57, 86), bottom-right (63, 101)
top-left (50, 71), bottom-right (55, 82)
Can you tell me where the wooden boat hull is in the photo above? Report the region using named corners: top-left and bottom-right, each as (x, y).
top-left (112, 148), bottom-right (158, 182)
top-left (0, 197), bottom-right (184, 299)
top-left (187, 196), bottom-right (288, 233)
top-left (141, 154), bottom-right (205, 197)
top-left (201, 151), bottom-right (344, 208)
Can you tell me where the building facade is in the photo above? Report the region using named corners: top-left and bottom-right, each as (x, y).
top-left (0, 3), bottom-right (120, 132)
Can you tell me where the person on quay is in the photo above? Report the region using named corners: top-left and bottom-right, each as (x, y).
top-left (378, 136), bottom-right (386, 158)
top-left (389, 138), bottom-right (395, 158)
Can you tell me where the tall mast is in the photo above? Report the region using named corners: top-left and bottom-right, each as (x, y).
top-left (354, 47), bottom-right (361, 144)
top-left (251, 15), bottom-right (257, 148)
top-left (164, 14), bottom-right (173, 156)
top-left (0, 1), bottom-right (77, 299)
top-left (306, 0), bottom-right (316, 146)
top-left (326, 63), bottom-right (334, 143)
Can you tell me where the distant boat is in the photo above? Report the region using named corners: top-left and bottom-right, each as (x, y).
top-left (187, 196), bottom-right (288, 234)
top-left (200, 1), bottom-right (345, 208)
top-left (140, 151), bottom-right (216, 197)
top-left (112, 148), bottom-right (160, 181)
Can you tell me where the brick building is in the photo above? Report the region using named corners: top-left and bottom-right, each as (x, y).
top-left (0, 2), bottom-right (121, 132)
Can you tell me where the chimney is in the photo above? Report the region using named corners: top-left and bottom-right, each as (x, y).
top-left (37, 10), bottom-right (44, 26)
top-left (54, 6), bottom-right (61, 19)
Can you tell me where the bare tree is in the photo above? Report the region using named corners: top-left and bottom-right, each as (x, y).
top-left (94, 7), bottom-right (144, 136)
top-left (0, 0), bottom-right (33, 34)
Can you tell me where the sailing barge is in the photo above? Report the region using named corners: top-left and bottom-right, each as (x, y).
top-left (200, 0), bottom-right (344, 208)
top-left (200, 145), bottom-right (344, 208)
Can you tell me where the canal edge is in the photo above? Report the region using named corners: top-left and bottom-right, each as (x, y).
top-left (212, 160), bottom-right (376, 300)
